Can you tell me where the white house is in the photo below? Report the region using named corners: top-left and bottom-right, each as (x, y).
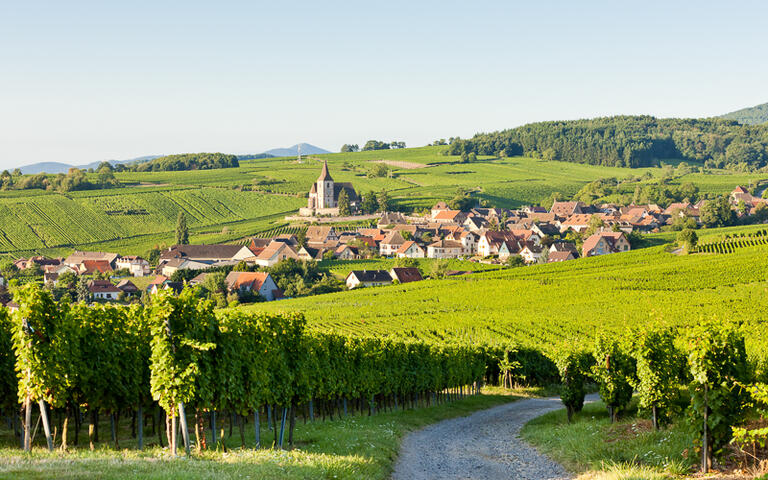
top-left (89, 280), bottom-right (121, 301)
top-left (427, 239), bottom-right (463, 259)
top-left (379, 231), bottom-right (407, 257)
top-left (248, 241), bottom-right (300, 267)
top-left (115, 256), bottom-right (151, 277)
top-left (395, 241), bottom-right (425, 258)
top-left (225, 271), bottom-right (281, 301)
top-left (346, 270), bottom-right (393, 289)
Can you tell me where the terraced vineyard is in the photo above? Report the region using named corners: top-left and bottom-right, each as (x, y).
top-left (246, 241), bottom-right (768, 355)
top-left (693, 229), bottom-right (768, 253)
top-left (0, 188), bottom-right (302, 254)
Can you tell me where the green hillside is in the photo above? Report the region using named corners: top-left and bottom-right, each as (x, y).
top-left (245, 228), bottom-right (768, 354)
top-left (2, 146), bottom-right (767, 257)
top-left (720, 102), bottom-right (768, 125)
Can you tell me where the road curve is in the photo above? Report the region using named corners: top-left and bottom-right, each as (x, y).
top-left (392, 395), bottom-right (597, 480)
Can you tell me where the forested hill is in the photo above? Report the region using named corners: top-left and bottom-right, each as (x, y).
top-left (720, 102), bottom-right (768, 125)
top-left (131, 152), bottom-right (239, 172)
top-left (447, 116), bottom-right (768, 170)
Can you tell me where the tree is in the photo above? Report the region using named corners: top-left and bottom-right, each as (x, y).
top-left (677, 228), bottom-right (698, 252)
top-left (340, 144), bottom-right (359, 153)
top-left (754, 202), bottom-right (768, 222)
top-left (176, 212), bottom-right (189, 245)
top-left (377, 190), bottom-right (390, 213)
top-left (337, 188), bottom-right (351, 216)
top-left (700, 197), bottom-right (735, 228)
top-left (367, 164), bottom-right (389, 178)
top-left (583, 215), bottom-right (606, 238)
top-left (296, 230), bottom-right (308, 248)
top-left (361, 192), bottom-right (378, 214)
top-left (362, 140), bottom-right (390, 151)
top-left (506, 255), bottom-right (525, 267)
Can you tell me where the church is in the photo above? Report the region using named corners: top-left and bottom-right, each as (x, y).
top-left (299, 160), bottom-right (359, 216)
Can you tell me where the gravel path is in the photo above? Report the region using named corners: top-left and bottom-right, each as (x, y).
top-left (392, 394), bottom-right (599, 480)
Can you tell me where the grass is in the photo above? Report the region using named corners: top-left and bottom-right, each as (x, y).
top-left (0, 389), bottom-right (525, 480)
top-left (521, 400), bottom-right (695, 480)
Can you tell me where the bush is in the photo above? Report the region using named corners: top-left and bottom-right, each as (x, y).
top-left (591, 334), bottom-right (635, 422)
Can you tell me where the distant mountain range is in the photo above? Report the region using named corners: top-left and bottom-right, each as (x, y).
top-left (16, 143), bottom-right (330, 174)
top-left (719, 102), bottom-right (768, 125)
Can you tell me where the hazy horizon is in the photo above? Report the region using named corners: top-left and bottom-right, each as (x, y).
top-left (1, 0), bottom-right (767, 169)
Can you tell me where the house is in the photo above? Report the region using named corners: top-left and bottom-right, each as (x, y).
top-left (163, 282), bottom-right (185, 294)
top-left (64, 251), bottom-right (119, 269)
top-left (115, 256), bottom-right (151, 277)
top-left (77, 260), bottom-right (114, 275)
top-left (463, 216), bottom-right (488, 232)
top-left (550, 201), bottom-right (585, 218)
top-left (346, 270), bottom-right (393, 289)
top-left (530, 222), bottom-right (560, 238)
top-left (559, 214), bottom-right (598, 233)
top-left (455, 230), bottom-right (479, 255)
top-left (477, 231), bottom-right (519, 256)
top-left (520, 242), bottom-right (544, 264)
top-left (427, 239), bottom-right (464, 259)
top-left (116, 279), bottom-right (139, 296)
top-left (582, 231), bottom-right (631, 257)
top-left (306, 226), bottom-right (339, 245)
top-left (224, 271), bottom-right (281, 301)
top-left (378, 212), bottom-right (407, 228)
top-left (334, 244), bottom-right (359, 260)
top-left (432, 210), bottom-right (466, 224)
top-left (550, 242), bottom-right (578, 255)
top-left (89, 280), bottom-right (122, 301)
top-left (497, 239), bottom-right (522, 260)
top-left (389, 267), bottom-right (423, 284)
top-left (160, 258), bottom-right (211, 277)
top-left (396, 241), bottom-right (426, 258)
top-left (379, 231), bottom-right (407, 257)
top-left (248, 241), bottom-right (301, 267)
top-left (188, 272), bottom-right (211, 286)
top-left (159, 244), bottom-right (252, 267)
top-left (14, 256), bottom-right (61, 271)
top-left (43, 264), bottom-right (77, 286)
top-left (147, 275), bottom-right (168, 292)
top-left (430, 201), bottom-right (450, 219)
top-left (548, 251), bottom-right (576, 263)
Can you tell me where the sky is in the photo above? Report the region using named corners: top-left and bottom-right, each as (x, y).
top-left (1, 0), bottom-right (767, 168)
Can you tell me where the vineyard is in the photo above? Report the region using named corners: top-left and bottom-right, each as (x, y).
top-left (0, 188), bottom-right (302, 255)
top-left (248, 241), bottom-right (768, 354)
top-left (0, 286), bottom-right (513, 456)
top-left (693, 229), bottom-right (768, 254)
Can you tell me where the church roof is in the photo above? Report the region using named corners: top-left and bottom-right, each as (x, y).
top-left (309, 182), bottom-right (316, 193)
top-left (317, 159), bottom-right (333, 182)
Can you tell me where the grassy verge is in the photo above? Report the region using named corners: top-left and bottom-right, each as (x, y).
top-left (520, 400), bottom-right (695, 480)
top-left (0, 389), bottom-right (524, 480)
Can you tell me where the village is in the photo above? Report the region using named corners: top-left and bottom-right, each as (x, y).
top-left (1, 161), bottom-right (766, 307)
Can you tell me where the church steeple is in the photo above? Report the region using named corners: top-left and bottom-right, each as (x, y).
top-left (317, 159), bottom-right (333, 182)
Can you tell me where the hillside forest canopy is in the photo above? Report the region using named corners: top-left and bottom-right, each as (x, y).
top-left (130, 152), bottom-right (239, 172)
top-left (446, 116), bottom-right (768, 171)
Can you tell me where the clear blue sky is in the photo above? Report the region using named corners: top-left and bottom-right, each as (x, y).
top-left (1, 0), bottom-right (766, 168)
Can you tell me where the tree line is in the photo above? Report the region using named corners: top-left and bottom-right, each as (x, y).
top-left (0, 163), bottom-right (120, 192)
top-left (129, 153), bottom-right (239, 172)
top-left (446, 116), bottom-right (768, 171)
